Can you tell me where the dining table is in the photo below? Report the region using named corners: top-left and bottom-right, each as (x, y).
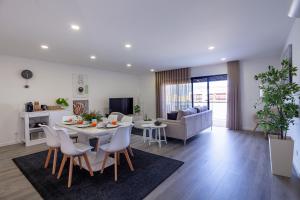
top-left (56, 123), bottom-right (119, 172)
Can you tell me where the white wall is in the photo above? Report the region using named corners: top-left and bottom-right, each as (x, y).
top-left (0, 55), bottom-right (140, 146)
top-left (285, 19), bottom-right (300, 176)
top-left (139, 73), bottom-right (156, 119)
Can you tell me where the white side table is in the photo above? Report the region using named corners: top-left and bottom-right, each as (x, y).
top-left (142, 123), bottom-right (167, 148)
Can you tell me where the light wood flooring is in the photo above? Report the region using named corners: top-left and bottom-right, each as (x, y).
top-left (1, 127), bottom-right (300, 200)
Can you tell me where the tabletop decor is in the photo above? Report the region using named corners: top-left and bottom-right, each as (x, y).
top-left (81, 111), bottom-right (102, 122)
top-left (154, 120), bottom-right (162, 126)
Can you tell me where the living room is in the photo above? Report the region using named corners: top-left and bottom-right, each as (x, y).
top-left (1, 0), bottom-right (300, 200)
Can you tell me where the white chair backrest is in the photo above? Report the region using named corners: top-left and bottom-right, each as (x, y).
top-left (54, 128), bottom-right (78, 155)
top-left (121, 115), bottom-right (133, 123)
top-left (39, 125), bottom-right (60, 147)
top-left (108, 115), bottom-right (118, 122)
top-left (107, 125), bottom-right (132, 152)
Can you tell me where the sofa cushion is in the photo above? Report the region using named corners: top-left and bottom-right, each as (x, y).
top-left (176, 108), bottom-right (197, 120)
top-left (195, 105), bottom-right (208, 113)
top-left (167, 112), bottom-right (178, 120)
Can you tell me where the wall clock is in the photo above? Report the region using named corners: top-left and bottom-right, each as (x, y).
top-left (21, 70), bottom-right (33, 79)
top-left (21, 70), bottom-right (33, 88)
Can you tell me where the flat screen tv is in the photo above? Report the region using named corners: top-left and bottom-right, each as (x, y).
top-left (109, 98), bottom-right (133, 115)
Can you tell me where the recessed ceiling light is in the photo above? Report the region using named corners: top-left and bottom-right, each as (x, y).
top-left (150, 69), bottom-right (155, 72)
top-left (221, 57), bottom-right (227, 61)
top-left (40, 44), bottom-right (49, 49)
top-left (126, 64), bottom-right (132, 68)
top-left (90, 55), bottom-right (96, 60)
top-left (208, 46), bottom-right (215, 50)
top-left (70, 24), bottom-right (80, 31)
top-left (124, 43), bottom-right (132, 48)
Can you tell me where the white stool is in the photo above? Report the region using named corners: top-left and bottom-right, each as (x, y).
top-left (145, 124), bottom-right (167, 148)
top-left (141, 124), bottom-right (152, 143)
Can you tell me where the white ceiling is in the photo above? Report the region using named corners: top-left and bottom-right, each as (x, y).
top-left (0, 0), bottom-right (294, 73)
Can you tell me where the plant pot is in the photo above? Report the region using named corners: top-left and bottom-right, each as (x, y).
top-left (268, 134), bottom-right (294, 177)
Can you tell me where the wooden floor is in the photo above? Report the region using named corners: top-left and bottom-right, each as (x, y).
top-left (1, 127), bottom-right (300, 200)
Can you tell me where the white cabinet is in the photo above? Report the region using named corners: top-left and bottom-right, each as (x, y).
top-left (20, 110), bottom-right (72, 146)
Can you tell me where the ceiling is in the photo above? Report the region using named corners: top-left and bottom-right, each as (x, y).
top-left (0, 0), bottom-right (294, 73)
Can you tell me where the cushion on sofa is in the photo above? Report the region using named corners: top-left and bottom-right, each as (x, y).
top-left (176, 108), bottom-right (197, 120)
top-left (195, 105), bottom-right (208, 113)
top-left (167, 112), bottom-right (178, 120)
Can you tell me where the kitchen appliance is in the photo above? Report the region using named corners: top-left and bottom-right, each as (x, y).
top-left (25, 102), bottom-right (33, 112)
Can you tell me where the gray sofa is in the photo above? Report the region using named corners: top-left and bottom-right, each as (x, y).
top-left (160, 109), bottom-right (213, 145)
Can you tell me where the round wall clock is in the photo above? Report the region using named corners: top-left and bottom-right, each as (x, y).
top-left (21, 70), bottom-right (33, 79)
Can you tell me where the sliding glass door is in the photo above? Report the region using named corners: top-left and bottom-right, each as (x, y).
top-left (192, 75), bottom-right (227, 127)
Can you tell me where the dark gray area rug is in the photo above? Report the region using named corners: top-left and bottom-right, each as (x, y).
top-left (13, 149), bottom-right (183, 200)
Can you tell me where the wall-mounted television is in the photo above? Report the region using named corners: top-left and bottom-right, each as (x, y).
top-left (109, 98), bottom-right (133, 115)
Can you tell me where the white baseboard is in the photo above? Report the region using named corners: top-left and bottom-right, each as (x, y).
top-left (0, 140), bottom-right (21, 147)
top-left (293, 160), bottom-right (300, 177)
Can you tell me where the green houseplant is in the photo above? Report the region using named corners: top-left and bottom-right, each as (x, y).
top-left (254, 59), bottom-right (300, 177)
top-left (134, 104), bottom-right (141, 114)
top-left (56, 98), bottom-right (69, 107)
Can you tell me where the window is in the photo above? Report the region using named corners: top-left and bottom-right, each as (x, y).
top-left (192, 75), bottom-right (227, 127)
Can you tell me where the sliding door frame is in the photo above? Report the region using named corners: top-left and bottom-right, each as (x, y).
top-left (191, 74), bottom-right (227, 109)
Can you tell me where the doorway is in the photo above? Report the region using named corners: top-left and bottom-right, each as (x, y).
top-left (192, 74), bottom-right (227, 127)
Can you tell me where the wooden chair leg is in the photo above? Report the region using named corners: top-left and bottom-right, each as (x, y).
top-left (78, 156), bottom-right (82, 169)
top-left (68, 156), bottom-right (73, 188)
top-left (83, 153), bottom-right (94, 176)
top-left (117, 152), bottom-right (120, 165)
top-left (124, 149), bottom-right (134, 171)
top-left (95, 138), bottom-right (100, 152)
top-left (128, 146), bottom-right (134, 157)
top-left (57, 154), bottom-right (67, 179)
top-left (114, 152), bottom-right (118, 181)
top-left (44, 148), bottom-right (52, 168)
top-left (101, 152), bottom-right (109, 173)
top-left (52, 148), bottom-right (58, 175)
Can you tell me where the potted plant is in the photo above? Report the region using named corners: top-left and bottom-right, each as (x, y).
top-left (254, 59), bottom-right (300, 177)
top-left (56, 98), bottom-right (69, 108)
top-left (134, 104), bottom-right (141, 115)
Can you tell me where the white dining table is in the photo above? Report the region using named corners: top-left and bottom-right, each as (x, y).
top-left (56, 123), bottom-right (118, 172)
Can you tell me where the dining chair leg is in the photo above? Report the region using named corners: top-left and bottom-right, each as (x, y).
top-left (101, 152), bottom-right (109, 173)
top-left (44, 148), bottom-right (52, 168)
top-left (114, 152), bottom-right (118, 181)
top-left (83, 153), bottom-right (94, 176)
top-left (57, 154), bottom-right (67, 179)
top-left (128, 146), bottom-right (134, 157)
top-left (124, 149), bottom-right (134, 171)
top-left (95, 138), bottom-right (100, 152)
top-left (68, 156), bottom-right (74, 188)
top-left (78, 156), bottom-right (82, 169)
top-left (117, 152), bottom-right (120, 165)
top-left (52, 148), bottom-right (58, 175)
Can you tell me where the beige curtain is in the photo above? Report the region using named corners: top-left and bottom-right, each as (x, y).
top-left (226, 61), bottom-right (241, 130)
top-left (155, 68), bottom-right (191, 118)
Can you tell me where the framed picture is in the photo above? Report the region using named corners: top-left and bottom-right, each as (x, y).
top-left (281, 44), bottom-right (293, 83)
top-left (73, 100), bottom-right (89, 115)
top-left (73, 74), bottom-right (89, 98)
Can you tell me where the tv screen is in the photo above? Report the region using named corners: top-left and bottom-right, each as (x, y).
top-left (109, 98), bottom-right (133, 115)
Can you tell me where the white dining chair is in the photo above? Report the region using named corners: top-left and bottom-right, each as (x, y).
top-left (120, 116), bottom-right (134, 157)
top-left (100, 125), bottom-right (134, 181)
top-left (55, 128), bottom-right (94, 188)
top-left (39, 124), bottom-right (60, 175)
top-left (62, 115), bottom-right (79, 142)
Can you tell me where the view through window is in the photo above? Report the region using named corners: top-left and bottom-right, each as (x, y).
top-left (192, 75), bottom-right (227, 127)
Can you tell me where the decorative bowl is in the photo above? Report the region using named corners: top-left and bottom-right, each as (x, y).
top-left (154, 120), bottom-right (162, 126)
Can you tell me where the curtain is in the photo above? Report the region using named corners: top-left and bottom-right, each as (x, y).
top-left (155, 68), bottom-right (192, 118)
top-left (226, 61), bottom-right (241, 130)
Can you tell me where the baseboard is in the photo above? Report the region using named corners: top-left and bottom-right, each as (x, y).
top-left (293, 160), bottom-right (300, 177)
top-left (0, 140), bottom-right (21, 147)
